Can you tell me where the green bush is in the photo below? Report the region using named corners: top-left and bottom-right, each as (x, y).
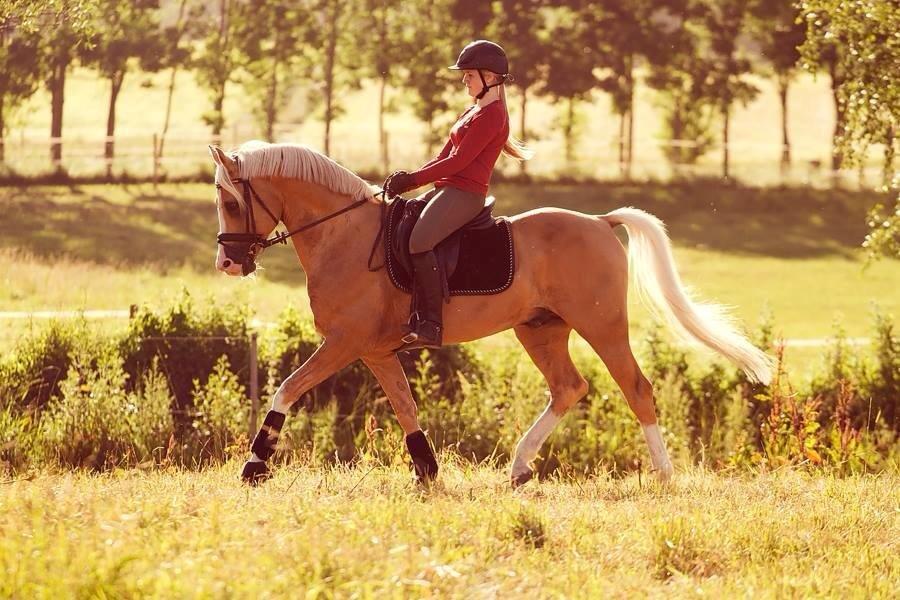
top-left (35, 346), bottom-right (173, 470)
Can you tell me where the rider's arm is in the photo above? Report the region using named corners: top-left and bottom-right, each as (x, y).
top-left (416, 138), bottom-right (453, 171)
top-left (409, 108), bottom-right (502, 186)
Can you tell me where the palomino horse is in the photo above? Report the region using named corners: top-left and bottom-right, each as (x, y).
top-left (210, 141), bottom-right (773, 486)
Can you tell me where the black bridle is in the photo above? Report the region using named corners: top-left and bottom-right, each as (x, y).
top-left (216, 176), bottom-right (371, 275)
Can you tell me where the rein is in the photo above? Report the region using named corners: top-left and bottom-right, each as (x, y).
top-left (216, 174), bottom-right (388, 275)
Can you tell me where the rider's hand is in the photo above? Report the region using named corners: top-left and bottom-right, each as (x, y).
top-left (386, 170), bottom-right (415, 196)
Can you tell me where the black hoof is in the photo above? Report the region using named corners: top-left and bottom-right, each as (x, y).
top-left (510, 469), bottom-right (534, 488)
top-left (412, 457), bottom-right (439, 484)
top-left (241, 460), bottom-right (271, 486)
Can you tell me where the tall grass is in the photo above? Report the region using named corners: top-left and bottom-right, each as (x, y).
top-left (0, 295), bottom-right (896, 476)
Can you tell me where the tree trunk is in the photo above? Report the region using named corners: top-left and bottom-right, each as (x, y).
top-left (49, 59), bottom-right (66, 168)
top-left (884, 125), bottom-right (895, 190)
top-left (323, 1), bottom-right (340, 156)
top-left (159, 66), bottom-right (178, 158)
top-left (519, 88), bottom-right (528, 175)
top-left (265, 58), bottom-right (279, 142)
top-left (158, 0), bottom-right (189, 159)
top-left (722, 102), bottom-right (730, 180)
top-left (829, 59), bottom-right (845, 173)
top-left (378, 74), bottom-right (388, 173)
top-left (211, 0), bottom-right (230, 144)
top-left (778, 72), bottom-right (791, 175)
top-left (618, 111), bottom-right (626, 178)
top-left (0, 98), bottom-right (5, 164)
top-left (565, 97), bottom-right (574, 164)
top-left (105, 71), bottom-right (124, 176)
top-left (625, 58), bottom-right (635, 180)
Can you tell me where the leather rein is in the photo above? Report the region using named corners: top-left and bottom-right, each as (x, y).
top-left (216, 174), bottom-right (389, 275)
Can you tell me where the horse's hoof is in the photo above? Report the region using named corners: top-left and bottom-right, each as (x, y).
top-left (412, 458), bottom-right (438, 484)
top-left (654, 463), bottom-right (675, 483)
top-left (241, 460), bottom-right (271, 486)
top-left (510, 469), bottom-right (534, 488)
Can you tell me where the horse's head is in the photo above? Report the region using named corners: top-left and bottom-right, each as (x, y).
top-left (209, 145), bottom-right (282, 276)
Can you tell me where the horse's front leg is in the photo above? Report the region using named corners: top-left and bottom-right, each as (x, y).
top-left (363, 353), bottom-right (438, 483)
top-left (242, 339), bottom-right (356, 485)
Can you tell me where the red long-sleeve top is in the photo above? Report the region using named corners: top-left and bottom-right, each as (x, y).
top-left (410, 100), bottom-right (509, 196)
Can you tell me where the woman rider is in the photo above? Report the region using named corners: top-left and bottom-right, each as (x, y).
top-left (386, 39), bottom-right (532, 351)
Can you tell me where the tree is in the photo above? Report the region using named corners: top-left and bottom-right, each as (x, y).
top-left (699, 0), bottom-right (760, 180)
top-left (753, 0), bottom-right (805, 174)
top-left (37, 1), bottom-right (97, 169)
top-left (232, 0), bottom-right (313, 142)
top-left (0, 17), bottom-right (42, 164)
top-left (538, 5), bottom-right (597, 165)
top-left (581, 0), bottom-right (676, 179)
top-left (404, 0), bottom-right (459, 156)
top-left (645, 7), bottom-right (717, 170)
top-left (494, 0), bottom-right (547, 175)
top-left (192, 0), bottom-right (240, 143)
top-left (80, 0), bottom-right (163, 175)
top-left (299, 0), bottom-right (366, 156)
top-left (157, 0), bottom-right (197, 159)
top-left (359, 0), bottom-right (415, 173)
top-left (800, 0), bottom-right (899, 258)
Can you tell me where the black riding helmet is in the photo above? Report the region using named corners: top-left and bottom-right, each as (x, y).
top-left (449, 40), bottom-right (510, 100)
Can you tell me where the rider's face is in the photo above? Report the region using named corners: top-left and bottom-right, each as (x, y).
top-left (462, 69), bottom-right (497, 99)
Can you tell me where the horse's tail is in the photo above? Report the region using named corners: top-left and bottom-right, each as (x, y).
top-left (602, 207), bottom-right (774, 384)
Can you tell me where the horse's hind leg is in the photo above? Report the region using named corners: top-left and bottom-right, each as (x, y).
top-left (570, 314), bottom-right (674, 480)
top-left (511, 319), bottom-right (589, 487)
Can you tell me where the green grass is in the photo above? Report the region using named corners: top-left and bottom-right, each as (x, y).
top-left (1, 463), bottom-right (896, 597)
top-left (1, 181), bottom-right (895, 342)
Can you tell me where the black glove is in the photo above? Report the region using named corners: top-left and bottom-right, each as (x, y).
top-left (386, 170), bottom-right (415, 196)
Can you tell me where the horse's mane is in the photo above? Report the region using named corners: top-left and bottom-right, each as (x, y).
top-left (215, 141), bottom-right (376, 206)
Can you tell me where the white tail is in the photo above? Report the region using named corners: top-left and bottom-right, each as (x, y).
top-left (603, 207), bottom-right (774, 384)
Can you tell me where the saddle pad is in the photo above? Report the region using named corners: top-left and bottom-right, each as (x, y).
top-left (384, 199), bottom-right (515, 296)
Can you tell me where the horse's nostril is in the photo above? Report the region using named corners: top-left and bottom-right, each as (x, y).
top-left (222, 259), bottom-right (232, 268)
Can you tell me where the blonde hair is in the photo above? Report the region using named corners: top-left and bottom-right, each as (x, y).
top-left (499, 84), bottom-right (533, 161)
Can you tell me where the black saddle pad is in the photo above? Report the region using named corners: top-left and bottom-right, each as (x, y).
top-left (384, 198), bottom-right (515, 296)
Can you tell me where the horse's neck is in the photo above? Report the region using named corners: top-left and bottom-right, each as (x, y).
top-left (280, 180), bottom-right (380, 276)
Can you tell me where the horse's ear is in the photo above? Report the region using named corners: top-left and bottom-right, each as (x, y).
top-left (209, 145), bottom-right (239, 180)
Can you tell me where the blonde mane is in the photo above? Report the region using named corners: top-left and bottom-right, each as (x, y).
top-left (215, 141), bottom-right (376, 205)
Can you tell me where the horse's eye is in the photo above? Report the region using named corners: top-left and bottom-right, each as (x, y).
top-left (224, 200), bottom-right (240, 215)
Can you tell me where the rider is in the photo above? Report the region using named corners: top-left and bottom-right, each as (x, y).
top-left (387, 39), bottom-right (531, 350)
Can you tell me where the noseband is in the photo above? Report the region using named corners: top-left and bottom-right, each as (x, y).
top-left (216, 176), bottom-right (370, 275)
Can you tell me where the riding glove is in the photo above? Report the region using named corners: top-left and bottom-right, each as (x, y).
top-left (387, 171), bottom-right (415, 196)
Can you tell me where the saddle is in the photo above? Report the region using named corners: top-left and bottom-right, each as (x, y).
top-left (384, 195), bottom-right (515, 298)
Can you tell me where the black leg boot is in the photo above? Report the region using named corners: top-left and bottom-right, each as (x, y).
top-left (398, 251), bottom-right (443, 351)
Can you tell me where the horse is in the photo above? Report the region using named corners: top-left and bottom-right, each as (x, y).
top-left (209, 140), bottom-right (773, 486)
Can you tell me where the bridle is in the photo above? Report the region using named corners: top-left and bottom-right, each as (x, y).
top-left (215, 174), bottom-right (371, 275)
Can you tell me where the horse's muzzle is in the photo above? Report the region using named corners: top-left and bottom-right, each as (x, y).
top-left (217, 234), bottom-right (264, 276)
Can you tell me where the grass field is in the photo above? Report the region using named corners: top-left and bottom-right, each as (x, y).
top-left (1, 462), bottom-right (897, 597)
top-left (1, 180), bottom-right (896, 380)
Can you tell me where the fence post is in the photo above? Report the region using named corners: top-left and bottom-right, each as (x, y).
top-left (248, 332), bottom-right (259, 438)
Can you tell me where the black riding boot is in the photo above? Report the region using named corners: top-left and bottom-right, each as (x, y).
top-left (398, 250), bottom-right (443, 351)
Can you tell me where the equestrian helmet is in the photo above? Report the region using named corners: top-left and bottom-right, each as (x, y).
top-left (449, 40), bottom-right (509, 76)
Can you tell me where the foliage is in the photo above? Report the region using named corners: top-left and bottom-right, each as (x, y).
top-left (191, 0), bottom-right (241, 137)
top-left (0, 296), bottom-right (897, 475)
top-left (35, 347), bottom-right (171, 470)
top-left (800, 0), bottom-right (899, 257)
top-left (231, 0), bottom-right (315, 141)
top-left (190, 355), bottom-right (247, 462)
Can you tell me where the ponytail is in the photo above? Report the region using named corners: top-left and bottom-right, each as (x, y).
top-left (499, 84), bottom-right (534, 161)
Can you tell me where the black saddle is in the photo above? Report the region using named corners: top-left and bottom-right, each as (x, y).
top-left (385, 195), bottom-right (515, 297)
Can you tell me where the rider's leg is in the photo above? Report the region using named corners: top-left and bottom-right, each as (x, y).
top-left (402, 187), bottom-right (485, 349)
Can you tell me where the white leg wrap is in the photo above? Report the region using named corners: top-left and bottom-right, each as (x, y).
top-left (511, 406), bottom-right (561, 477)
top-left (642, 423), bottom-right (674, 480)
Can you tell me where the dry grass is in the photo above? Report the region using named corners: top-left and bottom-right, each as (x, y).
top-left (0, 462), bottom-right (896, 597)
